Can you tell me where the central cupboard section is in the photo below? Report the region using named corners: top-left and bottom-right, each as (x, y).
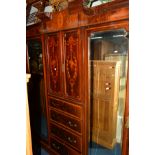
top-left (45, 29), bottom-right (84, 154)
top-left (46, 29), bottom-right (83, 100)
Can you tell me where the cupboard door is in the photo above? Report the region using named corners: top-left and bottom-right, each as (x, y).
top-left (64, 30), bottom-right (82, 101)
top-left (46, 33), bottom-right (62, 96)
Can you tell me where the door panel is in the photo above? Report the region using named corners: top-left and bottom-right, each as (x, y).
top-left (64, 30), bottom-right (82, 101)
top-left (46, 33), bottom-right (62, 96)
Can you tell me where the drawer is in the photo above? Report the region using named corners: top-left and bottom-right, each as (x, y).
top-left (50, 109), bottom-right (82, 133)
top-left (50, 123), bottom-right (82, 152)
top-left (49, 98), bottom-right (82, 118)
top-left (50, 137), bottom-right (81, 155)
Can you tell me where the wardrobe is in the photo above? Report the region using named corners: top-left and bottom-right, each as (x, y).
top-left (26, 0), bottom-right (129, 155)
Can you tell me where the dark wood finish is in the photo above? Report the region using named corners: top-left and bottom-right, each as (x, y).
top-left (46, 10), bottom-right (79, 32)
top-left (50, 123), bottom-right (82, 152)
top-left (50, 109), bottom-right (82, 134)
top-left (49, 97), bottom-right (82, 119)
top-left (27, 0), bottom-right (129, 154)
top-left (46, 33), bottom-right (62, 96)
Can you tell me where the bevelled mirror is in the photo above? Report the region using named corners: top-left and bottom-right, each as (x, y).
top-left (88, 29), bottom-right (128, 155)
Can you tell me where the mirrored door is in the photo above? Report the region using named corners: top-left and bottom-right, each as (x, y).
top-left (27, 38), bottom-right (48, 150)
top-left (88, 29), bottom-right (128, 155)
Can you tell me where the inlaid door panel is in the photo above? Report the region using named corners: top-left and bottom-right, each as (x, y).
top-left (63, 30), bottom-right (82, 101)
top-left (46, 33), bottom-right (62, 96)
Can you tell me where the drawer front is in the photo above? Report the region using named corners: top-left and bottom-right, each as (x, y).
top-left (50, 123), bottom-right (82, 151)
top-left (50, 137), bottom-right (81, 155)
top-left (50, 110), bottom-right (82, 133)
top-left (49, 98), bottom-right (82, 118)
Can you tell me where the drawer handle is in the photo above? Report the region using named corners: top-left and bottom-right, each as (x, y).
top-left (105, 87), bottom-right (111, 91)
top-left (52, 143), bottom-right (60, 150)
top-left (51, 101), bottom-right (56, 106)
top-left (68, 121), bottom-right (77, 127)
top-left (105, 82), bottom-right (111, 86)
top-left (62, 105), bottom-right (66, 110)
top-left (67, 137), bottom-right (77, 144)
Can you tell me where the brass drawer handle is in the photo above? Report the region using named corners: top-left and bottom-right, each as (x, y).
top-left (67, 137), bottom-right (77, 144)
top-left (51, 101), bottom-right (56, 106)
top-left (52, 142), bottom-right (60, 150)
top-left (68, 121), bottom-right (77, 128)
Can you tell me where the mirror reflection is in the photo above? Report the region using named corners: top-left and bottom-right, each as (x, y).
top-left (27, 39), bottom-right (48, 147)
top-left (83, 0), bottom-right (114, 8)
top-left (88, 29), bottom-right (128, 155)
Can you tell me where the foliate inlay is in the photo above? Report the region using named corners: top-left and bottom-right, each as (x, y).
top-left (65, 31), bottom-right (80, 98)
top-left (66, 36), bottom-right (78, 94)
top-left (47, 34), bottom-right (61, 93)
